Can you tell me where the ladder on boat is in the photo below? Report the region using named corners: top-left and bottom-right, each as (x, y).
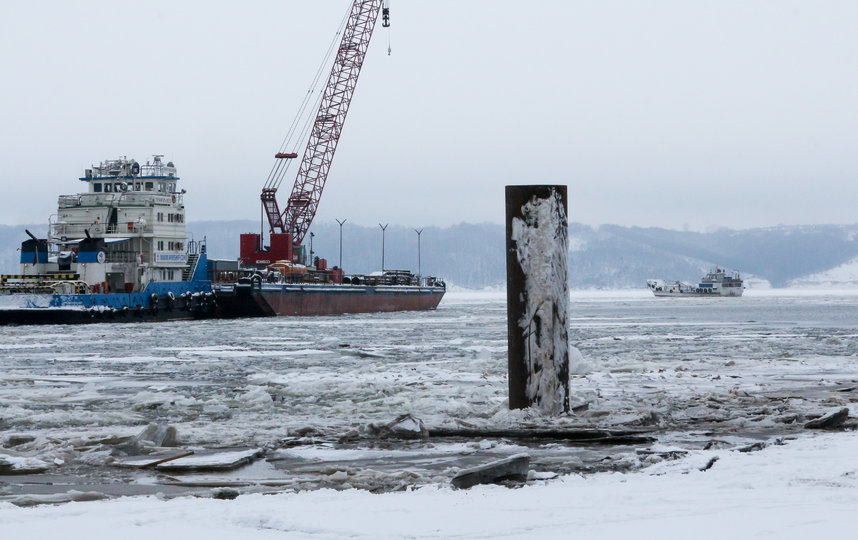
top-left (182, 253), bottom-right (199, 281)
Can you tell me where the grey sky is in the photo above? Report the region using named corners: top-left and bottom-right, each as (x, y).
top-left (1, 1), bottom-right (856, 231)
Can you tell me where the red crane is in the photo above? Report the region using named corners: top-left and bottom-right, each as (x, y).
top-left (243, 0), bottom-right (389, 267)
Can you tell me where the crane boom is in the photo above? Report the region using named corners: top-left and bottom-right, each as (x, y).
top-left (262, 0), bottom-right (385, 246)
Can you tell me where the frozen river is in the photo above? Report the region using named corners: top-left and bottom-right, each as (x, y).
top-left (2, 289), bottom-right (858, 504)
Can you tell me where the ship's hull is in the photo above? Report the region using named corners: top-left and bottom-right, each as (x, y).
top-left (647, 275), bottom-right (744, 298)
top-left (0, 282), bottom-right (216, 325)
top-left (0, 305), bottom-right (213, 325)
top-left (214, 282), bottom-right (445, 318)
top-left (651, 289), bottom-right (744, 298)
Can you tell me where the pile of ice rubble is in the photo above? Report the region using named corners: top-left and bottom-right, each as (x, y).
top-left (2, 402), bottom-right (854, 506)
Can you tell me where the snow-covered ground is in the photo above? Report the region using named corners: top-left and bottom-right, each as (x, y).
top-left (2, 289), bottom-right (858, 537)
top-left (790, 257), bottom-right (858, 288)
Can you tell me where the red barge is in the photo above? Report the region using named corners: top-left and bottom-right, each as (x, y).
top-left (214, 280), bottom-right (445, 318)
top-left (212, 231), bottom-right (444, 317)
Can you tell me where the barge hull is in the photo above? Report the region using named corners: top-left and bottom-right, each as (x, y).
top-left (215, 284), bottom-right (445, 318)
top-left (0, 307), bottom-right (211, 325)
top-left (0, 288), bottom-right (217, 325)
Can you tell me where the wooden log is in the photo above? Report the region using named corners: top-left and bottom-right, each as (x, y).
top-left (137, 451), bottom-right (195, 469)
top-left (428, 428), bottom-right (656, 445)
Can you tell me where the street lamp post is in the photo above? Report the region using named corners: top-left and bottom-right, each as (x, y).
top-left (414, 228), bottom-right (423, 283)
top-left (336, 218), bottom-right (347, 269)
top-left (309, 232), bottom-right (315, 266)
top-left (379, 223), bottom-right (388, 273)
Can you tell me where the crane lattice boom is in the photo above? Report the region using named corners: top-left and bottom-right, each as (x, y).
top-left (262, 0), bottom-right (384, 246)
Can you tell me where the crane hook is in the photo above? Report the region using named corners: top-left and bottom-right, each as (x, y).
top-left (383, 2), bottom-right (391, 55)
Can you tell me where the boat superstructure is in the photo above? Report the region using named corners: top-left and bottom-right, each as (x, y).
top-left (47, 156), bottom-right (191, 290)
top-left (1, 156), bottom-right (214, 324)
top-left (647, 268), bottom-right (744, 297)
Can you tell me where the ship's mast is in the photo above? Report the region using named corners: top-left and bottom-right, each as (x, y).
top-left (261, 0), bottom-right (388, 246)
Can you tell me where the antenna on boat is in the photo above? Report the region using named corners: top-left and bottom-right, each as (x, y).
top-left (379, 223), bottom-right (388, 273)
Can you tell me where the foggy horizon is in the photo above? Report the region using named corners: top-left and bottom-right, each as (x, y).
top-left (2, 1), bottom-right (856, 231)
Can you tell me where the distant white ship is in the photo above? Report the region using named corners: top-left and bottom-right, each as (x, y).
top-left (647, 268), bottom-right (744, 297)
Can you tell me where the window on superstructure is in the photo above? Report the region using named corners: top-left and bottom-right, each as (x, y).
top-left (134, 183), bottom-right (142, 191)
top-left (158, 183), bottom-right (166, 193)
top-left (157, 241), bottom-right (164, 250)
top-left (104, 183), bottom-right (112, 193)
top-left (93, 183), bottom-right (102, 193)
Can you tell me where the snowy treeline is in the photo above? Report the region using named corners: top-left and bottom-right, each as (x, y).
top-left (5, 221), bottom-right (858, 289)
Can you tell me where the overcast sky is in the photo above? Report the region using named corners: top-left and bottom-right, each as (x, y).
top-left (1, 1), bottom-right (856, 231)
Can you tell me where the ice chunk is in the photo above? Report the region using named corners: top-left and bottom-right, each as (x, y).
top-left (451, 453), bottom-right (530, 489)
top-left (0, 453), bottom-right (49, 475)
top-left (155, 448), bottom-right (263, 472)
top-left (805, 408), bottom-right (850, 430)
top-left (388, 414), bottom-right (428, 439)
top-left (134, 423), bottom-right (179, 447)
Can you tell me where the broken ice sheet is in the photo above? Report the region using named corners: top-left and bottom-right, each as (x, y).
top-left (0, 291), bottom-right (858, 499)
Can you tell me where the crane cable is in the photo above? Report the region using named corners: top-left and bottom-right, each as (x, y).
top-left (264, 8), bottom-right (348, 191)
top-left (263, 4), bottom-right (352, 191)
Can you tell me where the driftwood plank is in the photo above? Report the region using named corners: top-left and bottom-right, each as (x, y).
top-left (137, 451), bottom-right (195, 469)
top-left (429, 428), bottom-right (655, 445)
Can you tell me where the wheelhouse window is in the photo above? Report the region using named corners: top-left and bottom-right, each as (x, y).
top-left (145, 182), bottom-right (153, 191)
top-left (93, 183), bottom-right (102, 193)
top-left (134, 183), bottom-right (142, 191)
top-left (104, 183), bottom-right (112, 193)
